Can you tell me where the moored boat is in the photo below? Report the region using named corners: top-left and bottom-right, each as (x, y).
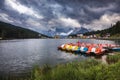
top-left (58, 41), bottom-right (120, 55)
top-left (111, 47), bottom-right (120, 51)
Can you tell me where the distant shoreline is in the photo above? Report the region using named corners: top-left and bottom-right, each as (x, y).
top-left (0, 37), bottom-right (52, 40)
top-left (0, 37), bottom-right (120, 40)
top-left (97, 37), bottom-right (120, 40)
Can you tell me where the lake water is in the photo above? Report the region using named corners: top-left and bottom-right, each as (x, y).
top-left (0, 39), bottom-right (120, 77)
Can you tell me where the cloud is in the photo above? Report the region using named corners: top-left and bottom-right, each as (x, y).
top-left (79, 9), bottom-right (86, 16)
top-left (0, 13), bottom-right (13, 23)
top-left (5, 0), bottom-right (44, 19)
top-left (84, 13), bottom-right (120, 30)
top-left (48, 16), bottom-right (81, 29)
top-left (25, 18), bottom-right (46, 30)
top-left (66, 6), bottom-right (73, 12)
top-left (58, 17), bottom-right (81, 28)
top-left (48, 3), bottom-right (64, 18)
top-left (86, 3), bottom-right (116, 13)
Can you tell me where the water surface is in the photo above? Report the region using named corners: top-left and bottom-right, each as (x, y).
top-left (0, 39), bottom-right (120, 76)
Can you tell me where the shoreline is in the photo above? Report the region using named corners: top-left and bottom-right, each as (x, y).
top-left (0, 37), bottom-right (120, 40)
top-left (31, 52), bottom-right (120, 80)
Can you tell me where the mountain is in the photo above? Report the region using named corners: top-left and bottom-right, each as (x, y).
top-left (69, 27), bottom-right (89, 35)
top-left (0, 21), bottom-right (50, 39)
top-left (45, 27), bottom-right (90, 37)
top-left (44, 27), bottom-right (73, 37)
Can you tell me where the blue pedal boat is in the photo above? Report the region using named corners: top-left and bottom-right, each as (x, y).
top-left (112, 47), bottom-right (120, 51)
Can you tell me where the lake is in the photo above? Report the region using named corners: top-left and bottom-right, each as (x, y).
top-left (0, 39), bottom-right (120, 77)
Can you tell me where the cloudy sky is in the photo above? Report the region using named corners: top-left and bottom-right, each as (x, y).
top-left (0, 0), bottom-right (120, 35)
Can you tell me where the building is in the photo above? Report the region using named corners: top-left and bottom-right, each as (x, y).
top-left (77, 34), bottom-right (83, 37)
top-left (54, 35), bottom-right (60, 39)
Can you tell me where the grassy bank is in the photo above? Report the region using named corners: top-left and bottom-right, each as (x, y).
top-left (32, 52), bottom-right (120, 80)
top-left (1, 52), bottom-right (120, 80)
top-left (103, 37), bottom-right (120, 40)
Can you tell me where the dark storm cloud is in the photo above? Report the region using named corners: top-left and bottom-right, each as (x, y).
top-left (56, 0), bottom-right (120, 23)
top-left (0, 0), bottom-right (120, 35)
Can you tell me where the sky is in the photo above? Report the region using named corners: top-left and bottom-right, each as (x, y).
top-left (0, 0), bottom-right (120, 35)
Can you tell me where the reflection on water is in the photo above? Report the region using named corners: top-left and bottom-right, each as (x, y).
top-left (0, 39), bottom-right (119, 76)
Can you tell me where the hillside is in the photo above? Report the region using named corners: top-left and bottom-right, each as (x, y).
top-left (0, 21), bottom-right (50, 39)
top-left (84, 21), bottom-right (120, 38)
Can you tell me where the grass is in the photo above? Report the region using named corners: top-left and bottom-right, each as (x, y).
top-left (111, 34), bottom-right (120, 37)
top-left (106, 53), bottom-right (120, 64)
top-left (105, 34), bottom-right (120, 40)
top-left (33, 59), bottom-right (100, 80)
top-left (32, 55), bottom-right (120, 80)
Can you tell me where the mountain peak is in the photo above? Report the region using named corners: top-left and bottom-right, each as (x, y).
top-left (70, 27), bottom-right (89, 35)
